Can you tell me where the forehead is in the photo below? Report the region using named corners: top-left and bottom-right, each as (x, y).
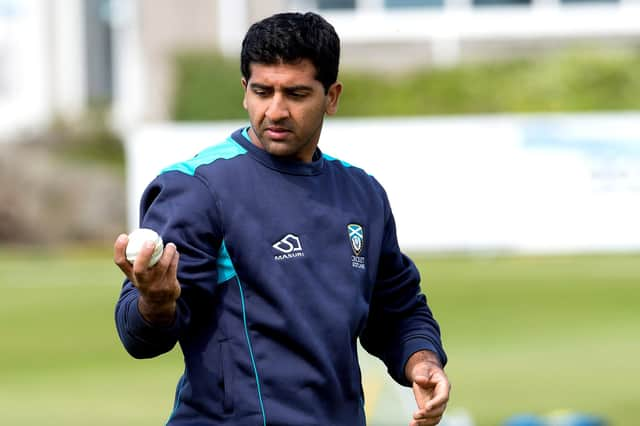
top-left (247, 59), bottom-right (320, 87)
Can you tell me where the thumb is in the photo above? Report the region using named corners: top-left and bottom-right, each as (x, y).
top-left (413, 374), bottom-right (433, 387)
top-left (163, 243), bottom-right (179, 277)
top-left (412, 373), bottom-right (439, 410)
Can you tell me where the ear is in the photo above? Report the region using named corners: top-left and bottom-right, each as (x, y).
top-left (325, 82), bottom-right (343, 116)
top-left (241, 78), bottom-right (248, 110)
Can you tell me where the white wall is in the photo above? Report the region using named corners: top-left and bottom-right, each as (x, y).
top-left (50, 0), bottom-right (87, 120)
top-left (0, 0), bottom-right (49, 138)
top-left (0, 0), bottom-right (87, 140)
top-left (110, 0), bottom-right (144, 133)
top-left (125, 113), bottom-right (640, 253)
top-left (221, 2), bottom-right (640, 66)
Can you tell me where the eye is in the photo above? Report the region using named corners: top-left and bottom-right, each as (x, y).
top-left (251, 86), bottom-right (272, 97)
top-left (288, 91), bottom-right (309, 99)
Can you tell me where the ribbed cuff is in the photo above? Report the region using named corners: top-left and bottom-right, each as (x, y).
top-left (393, 336), bottom-right (446, 387)
top-left (124, 293), bottom-right (181, 346)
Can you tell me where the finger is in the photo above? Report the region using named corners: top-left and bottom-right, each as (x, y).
top-left (424, 375), bottom-right (450, 410)
top-left (412, 375), bottom-right (433, 411)
top-left (168, 245), bottom-right (181, 297)
top-left (156, 242), bottom-right (177, 271)
top-left (410, 415), bottom-right (443, 426)
top-left (410, 417), bottom-right (442, 426)
top-left (415, 371), bottom-right (450, 407)
top-left (166, 244), bottom-right (180, 279)
top-left (159, 243), bottom-right (181, 290)
top-left (413, 401), bottom-right (446, 417)
top-left (133, 240), bottom-right (158, 275)
top-left (413, 375), bottom-right (431, 387)
top-left (413, 402), bottom-right (446, 420)
top-left (113, 234), bottom-right (133, 277)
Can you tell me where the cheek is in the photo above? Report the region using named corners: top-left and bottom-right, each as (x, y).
top-left (299, 103), bottom-right (327, 125)
top-left (244, 100), bottom-right (263, 121)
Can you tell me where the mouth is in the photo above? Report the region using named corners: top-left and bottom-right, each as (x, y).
top-left (265, 126), bottom-right (291, 140)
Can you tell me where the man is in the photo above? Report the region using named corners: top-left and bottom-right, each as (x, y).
top-left (114, 11), bottom-right (449, 426)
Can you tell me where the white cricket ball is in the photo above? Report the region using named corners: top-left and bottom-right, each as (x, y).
top-left (126, 228), bottom-right (164, 267)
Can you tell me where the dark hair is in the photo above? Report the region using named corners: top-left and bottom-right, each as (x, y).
top-left (240, 12), bottom-right (340, 93)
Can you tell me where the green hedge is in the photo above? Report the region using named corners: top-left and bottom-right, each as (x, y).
top-left (172, 48), bottom-right (640, 120)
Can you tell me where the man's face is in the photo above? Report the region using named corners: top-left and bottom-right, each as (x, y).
top-left (242, 59), bottom-right (342, 163)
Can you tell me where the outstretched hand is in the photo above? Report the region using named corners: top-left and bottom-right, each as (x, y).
top-left (406, 351), bottom-right (451, 426)
top-left (113, 233), bottom-right (181, 325)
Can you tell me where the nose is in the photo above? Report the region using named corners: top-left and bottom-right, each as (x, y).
top-left (265, 93), bottom-right (290, 122)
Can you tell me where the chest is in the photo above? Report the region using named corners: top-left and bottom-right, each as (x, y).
top-left (215, 168), bottom-right (385, 318)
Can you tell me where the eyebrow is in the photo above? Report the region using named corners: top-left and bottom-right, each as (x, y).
top-left (249, 83), bottom-right (270, 91)
top-left (249, 83), bottom-right (314, 92)
top-left (284, 85), bottom-right (314, 92)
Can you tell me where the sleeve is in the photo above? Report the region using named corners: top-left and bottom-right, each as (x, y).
top-left (359, 187), bottom-right (447, 387)
top-left (115, 170), bottom-right (223, 359)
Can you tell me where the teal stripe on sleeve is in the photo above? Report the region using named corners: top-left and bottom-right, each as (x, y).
top-left (216, 240), bottom-right (267, 425)
top-left (165, 373), bottom-right (186, 425)
top-left (216, 241), bottom-right (237, 283)
top-left (322, 153), bottom-right (353, 168)
top-left (162, 138), bottom-right (247, 176)
top-left (236, 277), bottom-right (267, 426)
top-left (241, 127), bottom-right (251, 142)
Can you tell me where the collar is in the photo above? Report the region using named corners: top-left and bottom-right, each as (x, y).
top-left (232, 127), bottom-right (325, 176)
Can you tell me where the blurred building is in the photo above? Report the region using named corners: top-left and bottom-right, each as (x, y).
top-left (2, 0), bottom-right (639, 136)
top-left (114, 0), bottom-right (640, 128)
top-left (0, 0), bottom-right (111, 138)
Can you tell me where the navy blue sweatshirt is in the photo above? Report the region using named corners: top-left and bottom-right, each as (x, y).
top-left (115, 128), bottom-right (446, 425)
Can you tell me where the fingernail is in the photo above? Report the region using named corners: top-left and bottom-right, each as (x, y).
top-left (144, 240), bottom-right (155, 248)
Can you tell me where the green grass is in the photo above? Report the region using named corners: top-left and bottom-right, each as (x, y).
top-left (172, 48), bottom-right (640, 120)
top-left (1, 247), bottom-right (638, 425)
top-left (418, 254), bottom-right (640, 425)
top-left (0, 246), bottom-right (182, 425)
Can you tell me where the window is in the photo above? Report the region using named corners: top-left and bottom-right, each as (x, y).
top-left (472, 0), bottom-right (530, 6)
top-left (308, 0), bottom-right (620, 11)
top-left (385, 0), bottom-right (444, 7)
top-left (317, 0), bottom-right (356, 9)
top-left (561, 0), bottom-right (617, 3)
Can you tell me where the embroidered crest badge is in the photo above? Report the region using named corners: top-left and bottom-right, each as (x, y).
top-left (348, 224), bottom-right (364, 256)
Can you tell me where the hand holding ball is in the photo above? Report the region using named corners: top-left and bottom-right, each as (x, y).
top-left (126, 228), bottom-right (164, 267)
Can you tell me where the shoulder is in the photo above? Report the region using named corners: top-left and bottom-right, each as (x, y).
top-left (161, 136), bottom-right (248, 177)
top-left (323, 152), bottom-right (384, 188)
top-left (322, 152), bottom-right (369, 178)
top-left (322, 152), bottom-right (389, 208)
